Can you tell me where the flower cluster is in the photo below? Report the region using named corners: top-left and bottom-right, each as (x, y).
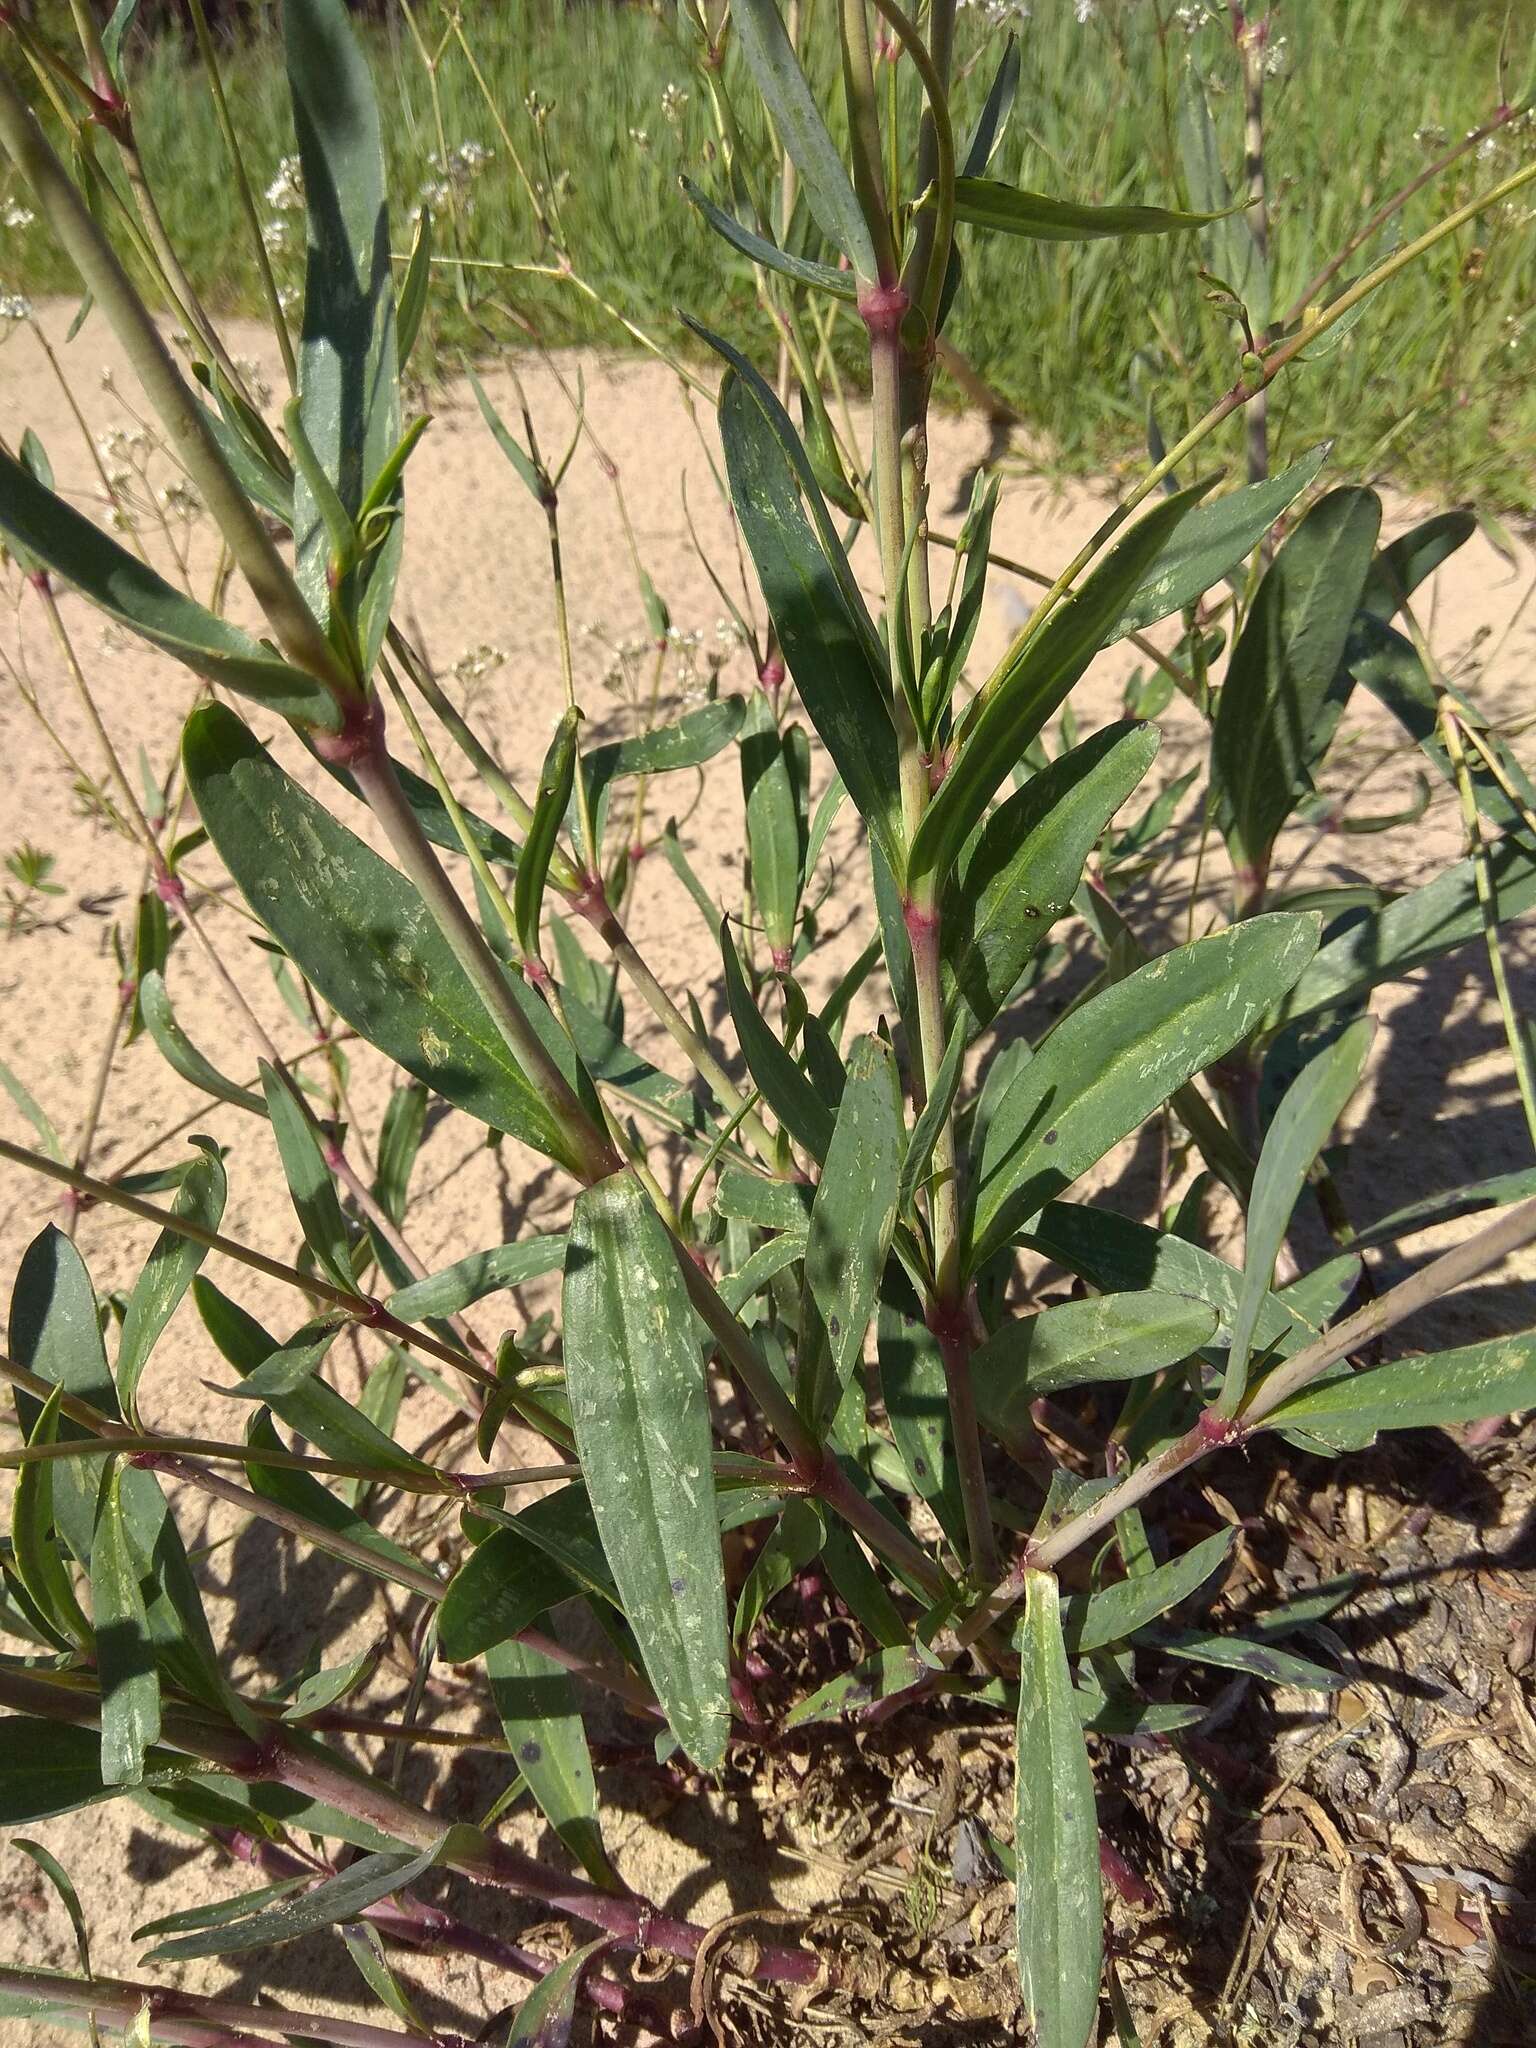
top-left (415, 139), bottom-right (494, 220)
top-left (265, 155), bottom-right (305, 213)
top-left (2, 201), bottom-right (34, 230)
top-left (0, 292), bottom-right (31, 323)
top-left (661, 82), bottom-right (689, 124)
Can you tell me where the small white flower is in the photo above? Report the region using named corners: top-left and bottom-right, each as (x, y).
top-left (160, 480), bottom-right (202, 519)
top-left (0, 292), bottom-right (33, 322)
top-left (629, 128), bottom-right (651, 152)
top-left (265, 155), bottom-right (305, 213)
top-left (1262, 32), bottom-right (1289, 78)
top-left (261, 217), bottom-right (289, 254)
top-left (1074, 0), bottom-right (1096, 21)
top-left (661, 82), bottom-right (689, 122)
top-left (2, 202), bottom-right (35, 230)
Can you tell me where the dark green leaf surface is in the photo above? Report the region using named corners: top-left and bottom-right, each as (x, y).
top-left (1259, 1333), bottom-right (1536, 1446)
top-left (260, 1064), bottom-right (358, 1292)
top-left (285, 0), bottom-right (402, 668)
top-left (438, 1526), bottom-right (577, 1661)
top-left (912, 483), bottom-right (1209, 889)
top-left (972, 1293), bottom-right (1218, 1438)
top-left (946, 721), bottom-right (1159, 1038)
top-left (681, 177), bottom-right (855, 298)
top-left (1212, 488), bottom-right (1381, 864)
top-left (0, 1720), bottom-right (183, 1825)
top-left (1015, 1572), bottom-right (1103, 2048)
top-left (116, 1139), bottom-right (227, 1420)
top-left (797, 1037), bottom-right (905, 1438)
top-left (145, 1838), bottom-right (445, 1961)
top-left (506, 1938), bottom-right (608, 2045)
top-left (0, 447), bottom-right (339, 730)
top-left (385, 1236), bottom-right (567, 1321)
top-left (729, 0), bottom-right (877, 276)
top-left (1063, 1529), bottom-right (1233, 1654)
top-left (956, 175), bottom-right (1236, 241)
top-left (563, 1174), bottom-right (729, 1770)
top-left (184, 704), bottom-right (585, 1171)
top-left (139, 971), bottom-right (265, 1115)
top-left (971, 915), bottom-right (1318, 1265)
top-left (91, 1467), bottom-right (162, 1786)
top-left (1113, 445), bottom-right (1330, 636)
top-left (485, 1637), bottom-right (615, 1886)
top-left (720, 925), bottom-right (833, 1162)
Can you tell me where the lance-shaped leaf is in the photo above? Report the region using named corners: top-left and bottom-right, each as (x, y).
top-left (720, 923), bottom-right (833, 1161)
top-left (945, 721), bottom-right (1159, 1038)
top-left (1282, 832), bottom-right (1536, 1022)
top-left (438, 1526), bottom-right (578, 1662)
top-left (245, 1411), bottom-right (420, 1581)
top-left (955, 176), bottom-right (1237, 241)
top-left (116, 1137), bottom-right (227, 1421)
top-left (12, 1385), bottom-right (92, 1649)
top-left (260, 1063), bottom-right (358, 1292)
top-left (1112, 444), bottom-right (1331, 636)
top-left (1212, 487), bottom-right (1381, 867)
top-left (395, 201), bottom-right (433, 366)
top-left (0, 1720), bottom-right (184, 1826)
top-left (516, 710), bottom-right (578, 961)
top-left (911, 482), bottom-right (1210, 890)
top-left (285, 0), bottom-right (402, 670)
top-left (971, 914), bottom-right (1318, 1267)
top-left (139, 970), bottom-right (265, 1115)
top-left (1063, 1528), bottom-right (1233, 1655)
top-left (1222, 1017), bottom-right (1373, 1408)
top-left (1177, 65), bottom-right (1269, 329)
top-left (184, 704), bottom-right (588, 1174)
top-left (486, 1637), bottom-right (616, 1887)
top-left (91, 1466), bottom-right (162, 1787)
top-left (385, 1235), bottom-right (567, 1321)
top-left (144, 1837), bottom-right (447, 1961)
top-left (1257, 1333), bottom-right (1536, 1449)
top-left (0, 446), bottom-right (339, 730)
top-left (741, 691), bottom-right (804, 962)
top-left (562, 1173), bottom-right (729, 1771)
top-left (9, 1225), bottom-right (115, 1563)
top-left (506, 1938), bottom-right (609, 2046)
top-left (973, 1293), bottom-right (1219, 1442)
top-left (196, 1276), bottom-right (428, 1481)
top-left (682, 177), bottom-right (856, 298)
top-left (729, 0), bottom-right (877, 278)
top-left (584, 697), bottom-right (747, 838)
top-left (708, 342), bottom-right (903, 879)
top-left (797, 1036), bottom-right (906, 1439)
top-left (878, 1281), bottom-right (965, 1548)
top-left (1015, 1572), bottom-right (1103, 2048)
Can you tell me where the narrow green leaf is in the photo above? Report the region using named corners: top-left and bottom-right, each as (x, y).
top-left (285, 0), bottom-right (401, 668)
top-left (0, 1720), bottom-right (182, 1825)
top-left (485, 1637), bottom-right (616, 1886)
top-left (971, 915), bottom-right (1319, 1266)
top-left (720, 925), bottom-right (833, 1161)
top-left (197, 1277), bottom-right (428, 1481)
top-left (741, 691), bottom-right (803, 961)
top-left (1283, 833), bottom-right (1536, 1022)
top-left (11, 1384), bottom-right (92, 1648)
top-left (373, 1079), bottom-right (427, 1228)
top-left (797, 1036), bottom-right (905, 1437)
top-left (8, 1225), bottom-right (114, 1563)
top-left (709, 347), bottom-right (903, 879)
top-left (729, 0), bottom-right (877, 277)
top-left (1150, 1627), bottom-right (1342, 1690)
top-left (681, 177), bottom-right (855, 298)
top-left (1064, 1529), bottom-right (1233, 1655)
top-left (945, 721), bottom-right (1159, 1038)
top-left (897, 1028), bottom-right (966, 1215)
top-left (912, 483), bottom-right (1210, 889)
top-left (139, 970), bottom-right (265, 1115)
top-left (279, 1643), bottom-right (381, 1720)
top-left (145, 1838), bottom-right (446, 1961)
top-left (117, 1139), bottom-right (227, 1421)
top-left (955, 176), bottom-right (1237, 241)
top-left (719, 1228), bottom-right (807, 1313)
top-left (1212, 487), bottom-right (1382, 865)
top-left (260, 1063), bottom-right (358, 1292)
top-left (516, 710), bottom-right (578, 960)
top-left (385, 1235), bottom-right (566, 1321)
top-left (135, 1877), bottom-right (310, 1943)
top-left (733, 1498), bottom-right (825, 1645)
top-left (563, 1174), bottom-right (730, 1770)
top-left (92, 1466), bottom-right (162, 1786)
top-left (0, 447), bottom-right (338, 729)
top-left (713, 1166), bottom-right (811, 1232)
top-left (1113, 445), bottom-right (1330, 636)
top-left (437, 1526), bottom-right (578, 1662)
top-left (786, 1644), bottom-right (930, 1727)
top-left (506, 1938), bottom-right (608, 2045)
top-left (1015, 1572), bottom-right (1103, 2048)
top-left (878, 1282), bottom-right (965, 1547)
top-left (1259, 1333), bottom-right (1536, 1447)
top-left (972, 1293), bottom-right (1218, 1440)
top-left (584, 697), bottom-right (747, 834)
top-left (0, 1053), bottom-right (65, 1162)
top-left (395, 204), bottom-right (433, 367)
top-left (1177, 66), bottom-right (1269, 328)
top-left (1223, 1017), bottom-right (1373, 1407)
top-left (184, 704), bottom-right (587, 1173)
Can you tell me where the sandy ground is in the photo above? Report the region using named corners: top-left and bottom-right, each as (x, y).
top-left (2, 301), bottom-right (1536, 2040)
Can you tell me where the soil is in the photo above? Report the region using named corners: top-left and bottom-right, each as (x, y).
top-left (2, 301), bottom-right (1536, 2045)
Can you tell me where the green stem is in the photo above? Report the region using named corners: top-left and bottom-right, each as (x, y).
top-left (0, 69), bottom-right (347, 703)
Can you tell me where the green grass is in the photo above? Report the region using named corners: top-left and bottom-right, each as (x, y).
top-left (6, 0), bottom-right (1535, 508)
